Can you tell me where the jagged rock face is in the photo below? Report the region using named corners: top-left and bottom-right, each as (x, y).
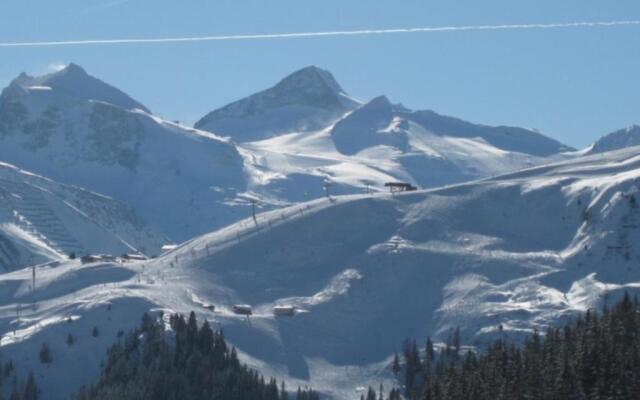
top-left (87, 102), bottom-right (145, 171)
top-left (590, 125), bottom-right (640, 154)
top-left (195, 66), bottom-right (361, 142)
top-left (0, 64), bottom-right (149, 171)
top-left (0, 91), bottom-right (29, 136)
top-left (0, 93), bottom-right (145, 171)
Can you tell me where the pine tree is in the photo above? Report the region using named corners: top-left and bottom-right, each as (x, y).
top-left (10, 378), bottom-right (20, 400)
top-left (74, 310), bottom-right (321, 400)
top-left (392, 353), bottom-right (401, 376)
top-left (24, 370), bottom-right (38, 400)
top-left (4, 360), bottom-right (13, 377)
top-left (415, 291), bottom-right (640, 400)
top-left (452, 327), bottom-right (461, 358)
top-left (39, 342), bottom-right (52, 363)
top-left (365, 386), bottom-right (376, 400)
top-left (280, 381), bottom-right (289, 400)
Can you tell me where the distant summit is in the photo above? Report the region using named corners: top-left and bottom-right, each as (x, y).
top-left (588, 125), bottom-right (640, 154)
top-left (407, 109), bottom-right (573, 157)
top-left (331, 95), bottom-right (407, 155)
top-left (3, 63), bottom-right (149, 112)
top-left (195, 66), bottom-right (361, 141)
top-left (268, 65), bottom-right (358, 110)
top-left (329, 94), bottom-right (572, 158)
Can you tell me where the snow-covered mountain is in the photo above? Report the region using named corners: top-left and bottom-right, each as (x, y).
top-left (587, 124), bottom-right (640, 154)
top-left (236, 96), bottom-right (573, 200)
top-left (195, 66), bottom-right (361, 142)
top-left (0, 161), bottom-right (166, 271)
top-left (0, 64), bottom-right (248, 242)
top-left (194, 66), bottom-right (574, 201)
top-left (2, 63), bottom-right (149, 113)
top-left (0, 64), bottom-right (577, 244)
top-left (2, 146), bottom-right (640, 399)
top-left (330, 95), bottom-right (570, 158)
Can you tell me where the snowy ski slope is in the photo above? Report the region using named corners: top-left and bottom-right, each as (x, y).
top-left (0, 161), bottom-right (166, 271)
top-left (1, 147), bottom-right (640, 398)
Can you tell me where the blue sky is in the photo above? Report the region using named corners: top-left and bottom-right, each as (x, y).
top-left (0, 0), bottom-right (638, 148)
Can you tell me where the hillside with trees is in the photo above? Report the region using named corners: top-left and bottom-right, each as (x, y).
top-left (73, 312), bottom-right (319, 400)
top-left (389, 292), bottom-right (640, 400)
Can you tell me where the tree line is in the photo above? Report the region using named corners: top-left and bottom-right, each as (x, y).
top-left (9, 292), bottom-right (640, 399)
top-left (73, 311), bottom-right (319, 400)
top-left (387, 291), bottom-right (640, 400)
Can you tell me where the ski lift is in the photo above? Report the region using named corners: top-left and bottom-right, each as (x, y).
top-left (232, 305), bottom-right (252, 315)
top-left (273, 305), bottom-right (296, 317)
top-left (384, 182), bottom-right (417, 193)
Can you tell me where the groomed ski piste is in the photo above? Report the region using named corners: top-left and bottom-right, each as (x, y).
top-left (2, 146), bottom-right (640, 399)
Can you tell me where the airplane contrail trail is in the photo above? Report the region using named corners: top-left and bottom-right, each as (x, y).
top-left (0, 20), bottom-right (638, 48)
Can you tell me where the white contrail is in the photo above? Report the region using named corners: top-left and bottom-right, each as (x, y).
top-left (0, 20), bottom-right (639, 48)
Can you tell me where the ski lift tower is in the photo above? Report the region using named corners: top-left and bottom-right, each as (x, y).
top-left (250, 198), bottom-right (257, 224)
top-left (239, 194), bottom-right (259, 226)
top-left (32, 265), bottom-right (35, 301)
top-left (31, 255), bottom-right (36, 308)
top-left (323, 180), bottom-right (332, 198)
top-left (362, 179), bottom-right (374, 194)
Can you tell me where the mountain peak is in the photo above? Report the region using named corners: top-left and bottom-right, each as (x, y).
top-left (360, 96), bottom-right (412, 114)
top-left (194, 66), bottom-right (360, 141)
top-left (55, 62), bottom-right (88, 77)
top-left (276, 65), bottom-right (346, 96)
top-left (364, 95), bottom-right (392, 108)
top-left (260, 65), bottom-right (358, 111)
top-left (4, 63), bottom-right (149, 113)
top-left (590, 124), bottom-right (640, 154)
top-left (330, 95), bottom-right (406, 155)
